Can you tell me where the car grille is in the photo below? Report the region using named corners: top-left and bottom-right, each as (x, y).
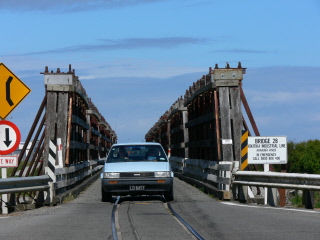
top-left (120, 172), bottom-right (154, 178)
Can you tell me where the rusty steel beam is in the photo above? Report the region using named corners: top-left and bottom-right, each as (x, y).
top-left (10, 95), bottom-right (47, 177)
top-left (65, 94), bottom-right (73, 165)
top-left (29, 140), bottom-right (45, 176)
top-left (240, 84), bottom-right (260, 136)
top-left (18, 114), bottom-right (46, 177)
top-left (25, 130), bottom-right (45, 177)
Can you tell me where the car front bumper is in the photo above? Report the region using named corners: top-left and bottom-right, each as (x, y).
top-left (101, 177), bottom-right (173, 196)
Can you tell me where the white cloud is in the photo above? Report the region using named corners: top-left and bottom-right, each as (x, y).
top-left (78, 75), bottom-right (96, 80)
top-left (24, 37), bottom-right (208, 55)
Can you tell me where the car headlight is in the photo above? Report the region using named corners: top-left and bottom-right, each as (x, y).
top-left (102, 172), bottom-right (120, 178)
top-left (154, 171), bottom-right (170, 178)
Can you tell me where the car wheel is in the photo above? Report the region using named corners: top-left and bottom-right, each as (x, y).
top-left (101, 188), bottom-right (112, 202)
top-left (164, 186), bottom-right (174, 201)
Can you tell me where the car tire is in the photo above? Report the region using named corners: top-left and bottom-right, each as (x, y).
top-left (164, 186), bottom-right (174, 201)
top-left (101, 188), bottom-right (112, 202)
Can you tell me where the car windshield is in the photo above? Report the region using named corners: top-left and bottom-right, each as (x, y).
top-left (107, 145), bottom-right (168, 163)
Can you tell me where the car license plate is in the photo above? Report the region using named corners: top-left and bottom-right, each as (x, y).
top-left (129, 185), bottom-right (145, 191)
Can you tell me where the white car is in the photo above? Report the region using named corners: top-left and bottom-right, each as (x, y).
top-left (100, 142), bottom-right (174, 202)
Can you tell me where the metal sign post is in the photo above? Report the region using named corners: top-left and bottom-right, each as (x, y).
top-left (0, 156), bottom-right (18, 214)
top-left (0, 155), bottom-right (18, 214)
top-left (1, 163), bottom-right (8, 214)
top-left (264, 164), bottom-right (269, 205)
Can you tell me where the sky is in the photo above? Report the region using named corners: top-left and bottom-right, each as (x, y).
top-left (0, 0), bottom-right (320, 143)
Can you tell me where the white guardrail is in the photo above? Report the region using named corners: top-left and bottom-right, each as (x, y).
top-left (233, 171), bottom-right (320, 209)
top-left (232, 171), bottom-right (320, 190)
top-left (0, 175), bottom-right (51, 194)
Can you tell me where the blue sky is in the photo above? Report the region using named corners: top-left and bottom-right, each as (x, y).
top-left (1, 0), bottom-right (319, 143)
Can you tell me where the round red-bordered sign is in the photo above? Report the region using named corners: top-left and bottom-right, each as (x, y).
top-left (0, 120), bottom-right (21, 155)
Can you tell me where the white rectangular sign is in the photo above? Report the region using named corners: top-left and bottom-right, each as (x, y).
top-left (0, 156), bottom-right (18, 167)
top-left (248, 136), bottom-right (287, 164)
top-left (222, 139), bottom-right (233, 144)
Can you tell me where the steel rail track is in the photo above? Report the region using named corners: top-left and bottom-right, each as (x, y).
top-left (111, 196), bottom-right (121, 240)
top-left (165, 199), bottom-right (205, 240)
top-left (111, 196), bottom-right (205, 240)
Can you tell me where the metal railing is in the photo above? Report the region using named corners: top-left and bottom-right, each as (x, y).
top-left (0, 175), bottom-right (51, 194)
top-left (0, 175), bottom-right (51, 214)
top-left (232, 171), bottom-right (320, 190)
top-left (232, 171), bottom-right (320, 209)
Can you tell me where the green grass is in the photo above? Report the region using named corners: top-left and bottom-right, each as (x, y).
top-left (289, 193), bottom-right (303, 208)
top-left (63, 194), bottom-right (76, 203)
top-left (289, 191), bottom-right (320, 208)
top-left (314, 192), bottom-right (320, 209)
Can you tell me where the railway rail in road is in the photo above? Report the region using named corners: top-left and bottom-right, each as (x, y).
top-left (111, 195), bottom-right (204, 240)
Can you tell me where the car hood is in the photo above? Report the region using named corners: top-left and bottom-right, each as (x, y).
top-left (104, 161), bottom-right (170, 173)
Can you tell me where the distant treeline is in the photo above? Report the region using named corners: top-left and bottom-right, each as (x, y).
top-left (284, 140), bottom-right (320, 174)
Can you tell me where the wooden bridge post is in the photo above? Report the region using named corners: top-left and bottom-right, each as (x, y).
top-left (167, 116), bottom-right (171, 157)
top-left (182, 108), bottom-right (189, 158)
top-left (213, 63), bottom-right (245, 165)
top-left (213, 63), bottom-right (245, 193)
top-left (167, 98), bottom-right (188, 158)
top-left (43, 67), bottom-right (74, 170)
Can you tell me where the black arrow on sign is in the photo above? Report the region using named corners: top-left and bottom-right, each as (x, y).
top-left (4, 128), bottom-right (12, 147)
top-left (6, 76), bottom-right (14, 106)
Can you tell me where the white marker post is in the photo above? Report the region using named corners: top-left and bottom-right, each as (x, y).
top-left (57, 138), bottom-right (63, 168)
top-left (264, 164), bottom-right (269, 205)
top-left (1, 165), bottom-right (8, 214)
top-left (0, 155), bottom-right (18, 214)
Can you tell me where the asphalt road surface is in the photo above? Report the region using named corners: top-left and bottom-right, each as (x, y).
top-left (0, 177), bottom-right (319, 240)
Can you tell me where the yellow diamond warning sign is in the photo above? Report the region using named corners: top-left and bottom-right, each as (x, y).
top-left (0, 63), bottom-right (31, 119)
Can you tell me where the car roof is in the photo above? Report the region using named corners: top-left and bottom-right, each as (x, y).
top-left (112, 142), bottom-right (161, 147)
